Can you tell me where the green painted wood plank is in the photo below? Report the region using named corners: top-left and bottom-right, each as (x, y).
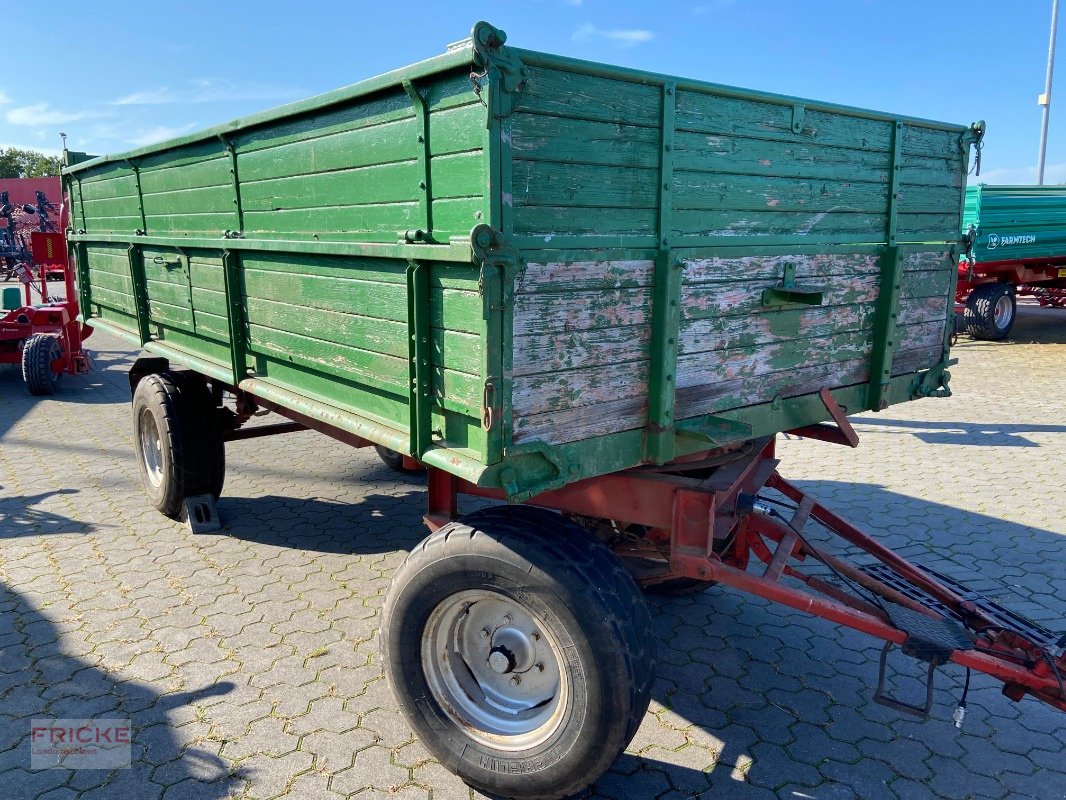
top-left (510, 113), bottom-right (660, 168)
top-left (512, 159), bottom-right (658, 209)
top-left (515, 65), bottom-right (662, 127)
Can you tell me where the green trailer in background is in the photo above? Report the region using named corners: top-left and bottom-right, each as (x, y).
top-left (958, 183), bottom-right (1066, 339)
top-left (62, 22), bottom-right (1066, 800)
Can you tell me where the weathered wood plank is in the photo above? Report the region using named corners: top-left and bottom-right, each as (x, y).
top-left (512, 359), bottom-right (648, 417)
top-left (516, 66), bottom-right (662, 127)
top-left (675, 344), bottom-right (941, 419)
top-left (513, 324), bottom-right (650, 377)
top-left (512, 206), bottom-right (656, 239)
top-left (515, 260), bottom-right (655, 293)
top-left (675, 322), bottom-right (943, 389)
top-left (510, 113), bottom-right (660, 168)
top-left (681, 295), bottom-right (947, 356)
top-left (681, 269), bottom-right (949, 319)
top-left (683, 252), bottom-right (880, 284)
top-left (512, 159), bottom-right (658, 209)
top-left (513, 287), bottom-right (650, 335)
top-left (513, 395), bottom-right (647, 445)
top-left (675, 90), bottom-right (894, 152)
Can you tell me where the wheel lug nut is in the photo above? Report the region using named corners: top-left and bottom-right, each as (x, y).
top-left (502, 614), bottom-right (512, 624)
top-left (535, 662), bottom-right (544, 673)
top-left (531, 631), bottom-right (540, 641)
top-left (510, 675), bottom-right (521, 686)
top-left (481, 627), bottom-right (491, 638)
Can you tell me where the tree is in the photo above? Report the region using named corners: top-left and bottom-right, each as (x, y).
top-left (0, 147), bottom-right (63, 179)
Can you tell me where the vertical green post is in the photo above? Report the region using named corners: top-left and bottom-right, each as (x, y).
top-left (402, 80), bottom-right (432, 238)
top-left (407, 259), bottom-right (433, 458)
top-left (221, 249), bottom-right (249, 385)
top-left (74, 241), bottom-right (92, 322)
top-left (645, 82), bottom-right (681, 463)
top-left (646, 250), bottom-right (684, 462)
top-left (658, 82), bottom-right (676, 249)
top-left (219, 135), bottom-right (244, 234)
top-left (886, 120), bottom-right (903, 247)
top-left (126, 244), bottom-right (151, 344)
top-left (126, 160), bottom-right (148, 235)
top-left (867, 245), bottom-right (903, 410)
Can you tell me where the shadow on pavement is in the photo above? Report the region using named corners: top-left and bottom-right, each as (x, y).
top-left (174, 471), bottom-right (1063, 799)
top-left (851, 417), bottom-right (1066, 447)
top-left (0, 579), bottom-right (244, 798)
top-left (0, 488), bottom-right (95, 539)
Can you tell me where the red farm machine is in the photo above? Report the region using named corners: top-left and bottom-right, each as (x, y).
top-left (1, 183), bottom-right (92, 394)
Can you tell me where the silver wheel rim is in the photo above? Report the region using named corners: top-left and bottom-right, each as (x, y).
top-left (994, 294), bottom-right (1013, 328)
top-left (421, 590), bottom-right (567, 750)
top-left (138, 408), bottom-right (164, 488)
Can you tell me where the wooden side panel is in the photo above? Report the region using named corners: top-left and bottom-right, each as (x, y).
top-left (76, 164), bottom-right (142, 234)
top-left (75, 68), bottom-right (487, 244)
top-left (674, 248), bottom-right (954, 419)
top-left (236, 70), bottom-right (485, 243)
top-left (508, 249), bottom-right (954, 446)
top-left (511, 259), bottom-right (654, 444)
top-left (509, 67), bottom-right (661, 243)
top-left (83, 243), bottom-right (137, 325)
top-left (241, 253), bottom-right (484, 437)
top-left (508, 66), bottom-right (966, 248)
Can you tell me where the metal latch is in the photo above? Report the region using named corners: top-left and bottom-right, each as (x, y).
top-left (762, 261), bottom-right (825, 308)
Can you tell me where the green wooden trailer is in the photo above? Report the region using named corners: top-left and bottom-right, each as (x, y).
top-left (957, 184), bottom-right (1066, 339)
top-left (63, 22), bottom-right (995, 799)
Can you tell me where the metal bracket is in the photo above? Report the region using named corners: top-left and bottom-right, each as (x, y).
top-left (914, 360), bottom-right (956, 399)
top-left (402, 80), bottom-right (433, 239)
top-left (497, 440), bottom-right (573, 502)
top-left (470, 21), bottom-right (525, 117)
top-left (963, 120), bottom-right (986, 176)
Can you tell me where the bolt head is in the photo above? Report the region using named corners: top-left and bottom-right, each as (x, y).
top-left (510, 675), bottom-right (521, 686)
top-left (481, 627), bottom-right (491, 638)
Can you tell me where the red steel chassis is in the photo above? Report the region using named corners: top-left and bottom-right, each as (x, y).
top-left (957, 255), bottom-right (1066, 310)
top-left (0, 231), bottom-right (92, 378)
top-left (217, 382), bottom-right (1066, 722)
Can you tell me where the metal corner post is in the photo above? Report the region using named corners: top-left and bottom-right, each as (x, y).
top-left (646, 82), bottom-right (681, 463)
top-left (407, 260), bottom-right (433, 459)
top-left (221, 249), bottom-right (249, 385)
top-left (868, 245), bottom-right (903, 410)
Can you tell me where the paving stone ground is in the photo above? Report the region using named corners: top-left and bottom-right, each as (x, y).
top-left (0, 301), bottom-right (1064, 800)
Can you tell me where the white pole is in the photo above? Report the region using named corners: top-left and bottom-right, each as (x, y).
top-left (1037, 0), bottom-right (1060, 185)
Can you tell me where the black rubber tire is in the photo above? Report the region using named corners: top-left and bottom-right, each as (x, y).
top-left (381, 505), bottom-right (655, 800)
top-left (22, 334), bottom-right (63, 395)
top-left (375, 445), bottom-right (424, 474)
top-left (965, 283), bottom-right (1016, 340)
top-left (131, 372), bottom-right (225, 517)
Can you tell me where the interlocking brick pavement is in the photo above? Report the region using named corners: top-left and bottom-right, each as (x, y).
top-left (0, 302), bottom-right (1063, 800)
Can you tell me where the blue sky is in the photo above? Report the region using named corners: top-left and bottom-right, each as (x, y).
top-left (2, 0), bottom-right (1061, 184)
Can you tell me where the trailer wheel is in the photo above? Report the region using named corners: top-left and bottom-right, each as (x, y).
top-left (381, 506), bottom-right (655, 800)
top-left (132, 372), bottom-right (225, 517)
top-left (965, 283), bottom-right (1016, 340)
top-left (22, 334), bottom-right (63, 395)
top-left (375, 445), bottom-right (424, 474)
